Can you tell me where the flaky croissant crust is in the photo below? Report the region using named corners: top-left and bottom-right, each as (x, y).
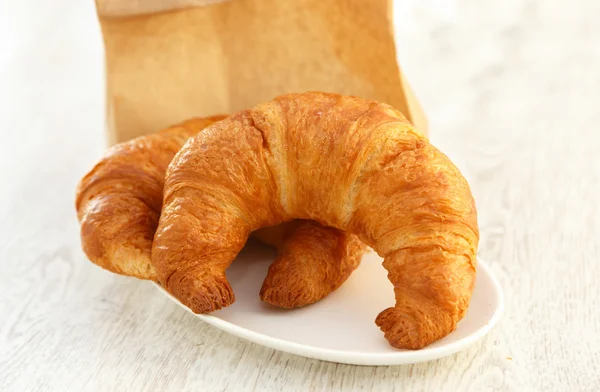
top-left (153, 92), bottom-right (479, 349)
top-left (76, 117), bottom-right (225, 280)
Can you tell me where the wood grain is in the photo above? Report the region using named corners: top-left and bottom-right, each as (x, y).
top-left (1, 0), bottom-right (599, 390)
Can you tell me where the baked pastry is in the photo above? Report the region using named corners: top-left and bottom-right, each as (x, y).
top-left (255, 220), bottom-right (364, 308)
top-left (75, 116), bottom-right (364, 307)
top-left (153, 92), bottom-right (479, 349)
top-left (76, 117), bottom-right (224, 279)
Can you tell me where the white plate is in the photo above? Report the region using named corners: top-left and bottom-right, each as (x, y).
top-left (155, 241), bottom-right (503, 366)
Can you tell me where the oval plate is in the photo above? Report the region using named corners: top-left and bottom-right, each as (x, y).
top-left (155, 242), bottom-right (503, 366)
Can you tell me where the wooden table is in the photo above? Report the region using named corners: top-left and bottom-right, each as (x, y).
top-left (1, 0), bottom-right (598, 390)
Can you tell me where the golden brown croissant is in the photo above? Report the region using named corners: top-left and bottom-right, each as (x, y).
top-left (256, 221), bottom-right (364, 308)
top-left (75, 117), bottom-right (225, 279)
top-left (153, 92), bottom-right (479, 349)
top-left (76, 116), bottom-right (364, 307)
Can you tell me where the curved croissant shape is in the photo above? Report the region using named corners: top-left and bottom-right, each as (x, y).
top-left (153, 92), bottom-right (478, 349)
top-left (76, 115), bottom-right (364, 307)
top-left (76, 117), bottom-right (226, 279)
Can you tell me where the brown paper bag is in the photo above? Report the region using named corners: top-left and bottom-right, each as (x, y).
top-left (96, 0), bottom-right (427, 144)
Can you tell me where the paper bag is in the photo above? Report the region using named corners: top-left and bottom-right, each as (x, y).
top-left (96, 0), bottom-right (427, 144)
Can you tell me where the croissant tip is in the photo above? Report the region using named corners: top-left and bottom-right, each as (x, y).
top-left (259, 286), bottom-right (311, 309)
top-left (375, 307), bottom-right (429, 350)
top-left (168, 272), bottom-right (236, 314)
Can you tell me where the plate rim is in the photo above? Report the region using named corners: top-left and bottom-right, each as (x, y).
top-left (155, 258), bottom-right (504, 366)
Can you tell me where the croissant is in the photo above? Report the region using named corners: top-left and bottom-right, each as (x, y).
top-left (75, 116), bottom-right (364, 307)
top-left (255, 220), bottom-right (364, 307)
top-left (153, 92), bottom-right (479, 349)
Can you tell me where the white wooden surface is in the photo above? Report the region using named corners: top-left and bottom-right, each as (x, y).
top-left (1, 0), bottom-right (599, 390)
